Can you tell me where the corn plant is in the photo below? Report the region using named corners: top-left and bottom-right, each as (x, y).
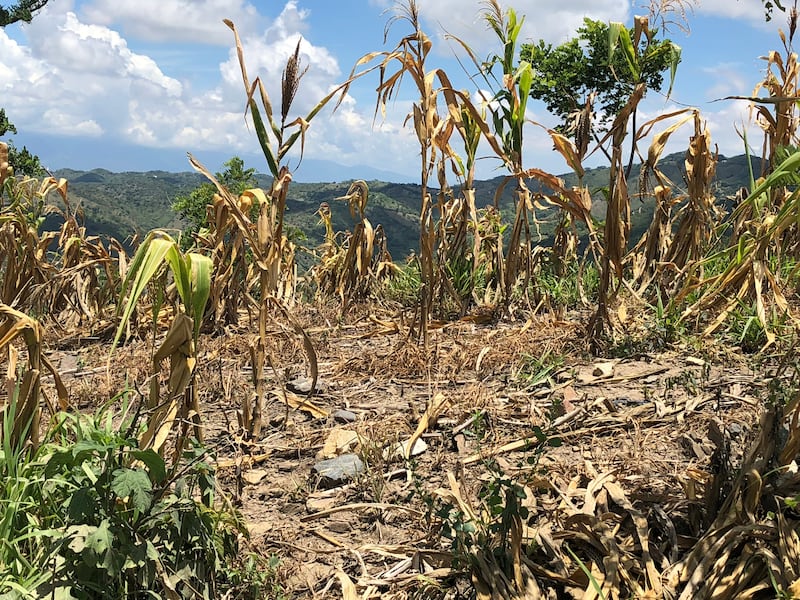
top-left (0, 304), bottom-right (67, 450)
top-left (215, 21), bottom-right (360, 434)
top-left (435, 98), bottom-right (495, 314)
top-left (0, 170), bottom-right (62, 308)
top-left (223, 19), bottom-right (360, 304)
top-left (312, 181), bottom-right (396, 309)
top-left (677, 151), bottom-right (800, 345)
top-left (674, 21), bottom-right (800, 346)
top-left (111, 231), bottom-right (211, 457)
top-left (191, 178), bottom-right (255, 327)
top-left (0, 149), bottom-right (121, 327)
top-left (34, 188), bottom-right (123, 327)
top-left (344, 1), bottom-right (449, 342)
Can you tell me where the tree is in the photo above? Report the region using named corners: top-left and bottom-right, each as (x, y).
top-left (756, 0), bottom-right (787, 21)
top-left (521, 18), bottom-right (679, 138)
top-left (0, 3), bottom-right (50, 175)
top-left (0, 108), bottom-right (44, 177)
top-left (0, 0), bottom-right (49, 26)
top-left (172, 156), bottom-right (257, 246)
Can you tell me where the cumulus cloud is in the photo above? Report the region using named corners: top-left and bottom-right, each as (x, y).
top-left (694, 0), bottom-right (770, 22)
top-left (0, 0), bottom-right (782, 179)
top-left (81, 0), bottom-right (263, 45)
top-left (411, 0), bottom-right (629, 52)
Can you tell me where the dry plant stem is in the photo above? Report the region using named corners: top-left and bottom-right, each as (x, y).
top-left (0, 304), bottom-right (67, 450)
top-left (590, 84), bottom-right (645, 345)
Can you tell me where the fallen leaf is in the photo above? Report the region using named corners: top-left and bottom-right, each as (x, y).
top-left (317, 427), bottom-right (359, 459)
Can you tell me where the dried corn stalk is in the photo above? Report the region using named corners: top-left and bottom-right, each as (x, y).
top-left (0, 304), bottom-right (67, 450)
top-left (312, 181), bottom-right (395, 310)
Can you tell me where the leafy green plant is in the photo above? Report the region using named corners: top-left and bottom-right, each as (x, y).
top-left (112, 230), bottom-right (211, 454)
top-left (417, 426), bottom-right (561, 595)
top-left (534, 257), bottom-right (598, 311)
top-left (381, 258), bottom-right (422, 307)
top-left (0, 394), bottom-right (250, 599)
top-left (521, 18), bottom-right (680, 139)
top-left (225, 553), bottom-right (285, 600)
top-left (172, 156), bottom-right (257, 249)
top-left (0, 383), bottom-right (54, 595)
top-left (515, 349), bottom-right (564, 388)
top-left (0, 110), bottom-right (44, 177)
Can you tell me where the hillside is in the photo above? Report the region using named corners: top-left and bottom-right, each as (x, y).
top-left (51, 152), bottom-right (760, 260)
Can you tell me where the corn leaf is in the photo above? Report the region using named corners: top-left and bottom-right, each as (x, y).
top-left (112, 235), bottom-right (173, 354)
top-left (188, 253), bottom-right (212, 341)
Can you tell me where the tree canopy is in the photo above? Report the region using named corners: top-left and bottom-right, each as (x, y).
top-left (0, 0), bottom-right (49, 27)
top-left (520, 18), bottom-right (679, 138)
top-left (172, 156), bottom-right (257, 248)
top-left (757, 0), bottom-right (787, 21)
top-left (0, 109), bottom-right (44, 177)
top-left (0, 2), bottom-right (50, 175)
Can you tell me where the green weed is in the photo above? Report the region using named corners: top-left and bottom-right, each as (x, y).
top-left (0, 391), bottom-right (255, 599)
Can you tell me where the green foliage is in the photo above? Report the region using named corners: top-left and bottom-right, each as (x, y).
top-left (7, 144), bottom-right (44, 177)
top-left (0, 108), bottom-right (15, 136)
top-left (381, 258), bottom-right (422, 306)
top-left (172, 156), bottom-right (257, 248)
top-left (759, 0), bottom-right (786, 21)
top-left (476, 3), bottom-right (532, 170)
top-left (420, 427), bottom-right (561, 575)
top-left (516, 349), bottom-right (564, 387)
top-left (724, 300), bottom-right (788, 353)
top-left (114, 231), bottom-right (212, 348)
top-left (225, 554), bottom-right (285, 600)
top-left (534, 258), bottom-right (599, 310)
top-left (0, 0), bottom-right (48, 27)
top-left (521, 18), bottom-right (679, 134)
top-left (0, 109), bottom-right (45, 177)
top-left (0, 384), bottom-right (53, 594)
top-left (0, 394), bottom-right (252, 599)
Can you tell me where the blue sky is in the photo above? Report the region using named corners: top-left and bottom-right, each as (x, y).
top-left (0, 0), bottom-right (791, 181)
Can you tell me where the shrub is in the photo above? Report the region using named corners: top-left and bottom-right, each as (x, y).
top-left (0, 392), bottom-right (250, 599)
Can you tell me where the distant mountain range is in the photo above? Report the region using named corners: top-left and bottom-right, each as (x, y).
top-left (48, 152), bottom-right (760, 262)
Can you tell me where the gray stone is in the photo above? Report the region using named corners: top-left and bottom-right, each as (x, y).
top-left (728, 423), bottom-right (744, 437)
top-left (287, 375), bottom-right (327, 394)
top-left (332, 409), bottom-right (357, 423)
top-left (313, 454), bottom-right (365, 484)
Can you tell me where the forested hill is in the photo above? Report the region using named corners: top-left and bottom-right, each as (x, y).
top-left (50, 152), bottom-right (760, 261)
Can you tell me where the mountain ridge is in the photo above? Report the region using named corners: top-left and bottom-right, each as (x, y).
top-left (49, 151), bottom-right (760, 260)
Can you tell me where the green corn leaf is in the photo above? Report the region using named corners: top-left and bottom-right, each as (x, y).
top-left (164, 244), bottom-right (191, 311)
top-left (111, 234), bottom-right (173, 354)
top-left (666, 42), bottom-right (681, 98)
top-left (188, 253), bottom-right (212, 342)
top-left (608, 22), bottom-right (623, 64)
top-left (516, 61), bottom-right (533, 122)
top-left (616, 26), bottom-right (640, 80)
top-left (247, 93), bottom-right (280, 178)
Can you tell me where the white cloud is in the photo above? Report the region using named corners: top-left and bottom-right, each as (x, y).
top-left (700, 62), bottom-right (750, 100)
top-left (81, 0), bottom-right (263, 45)
top-left (42, 110), bottom-right (104, 136)
top-left (25, 11), bottom-right (182, 97)
top-left (411, 0), bottom-right (629, 52)
top-left (695, 0), bottom-right (769, 22)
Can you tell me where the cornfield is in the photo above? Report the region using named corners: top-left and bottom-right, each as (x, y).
top-left (3, 1), bottom-right (800, 598)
